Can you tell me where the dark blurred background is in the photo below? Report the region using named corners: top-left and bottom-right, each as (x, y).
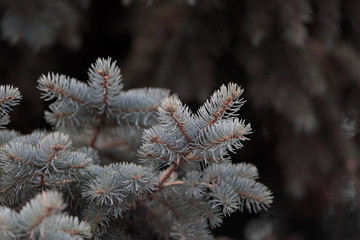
top-left (1, 0), bottom-right (360, 239)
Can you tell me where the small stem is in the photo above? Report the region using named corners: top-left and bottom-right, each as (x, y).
top-left (156, 155), bottom-right (181, 189)
top-left (88, 118), bottom-right (104, 147)
top-left (162, 180), bottom-right (213, 188)
top-left (162, 180), bottom-right (184, 187)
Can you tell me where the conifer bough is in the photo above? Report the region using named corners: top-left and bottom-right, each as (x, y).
top-left (0, 57), bottom-right (273, 239)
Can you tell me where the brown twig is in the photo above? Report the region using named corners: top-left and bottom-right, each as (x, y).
top-left (156, 154), bottom-right (181, 189)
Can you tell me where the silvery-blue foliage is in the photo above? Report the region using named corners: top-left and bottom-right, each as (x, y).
top-left (0, 57), bottom-right (272, 239)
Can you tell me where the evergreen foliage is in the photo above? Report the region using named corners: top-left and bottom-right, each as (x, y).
top-left (2, 0), bottom-right (360, 238)
top-left (0, 58), bottom-right (272, 239)
top-left (0, 85), bottom-right (21, 128)
top-left (0, 191), bottom-right (91, 240)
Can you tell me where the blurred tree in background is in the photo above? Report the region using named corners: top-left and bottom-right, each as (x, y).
top-left (1, 0), bottom-right (360, 239)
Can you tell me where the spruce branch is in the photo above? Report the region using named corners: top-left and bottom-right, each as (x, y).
top-left (38, 57), bottom-right (171, 149)
top-left (113, 88), bottom-right (171, 127)
top-left (157, 163), bottom-right (272, 217)
top-left (209, 185), bottom-right (240, 216)
top-left (184, 198), bottom-right (223, 229)
top-left (139, 83), bottom-right (252, 166)
top-left (134, 82), bottom-right (272, 238)
top-left (157, 97), bottom-right (194, 144)
top-left (44, 100), bottom-right (95, 130)
top-left (170, 220), bottom-right (214, 240)
top-left (202, 163), bottom-right (273, 214)
top-left (0, 132), bottom-right (93, 205)
top-left (38, 73), bottom-right (93, 109)
top-left (0, 60), bottom-right (273, 239)
top-left (39, 215), bottom-right (92, 239)
top-left (195, 119), bottom-right (252, 161)
top-left (0, 191), bottom-right (91, 239)
top-left (82, 171), bottom-right (125, 206)
top-left (88, 57), bottom-right (123, 116)
top-left (147, 190), bottom-right (216, 240)
top-left (0, 85), bottom-right (21, 128)
top-left (86, 57), bottom-right (124, 146)
top-left (0, 207), bottom-right (18, 239)
top-left (82, 202), bottom-right (110, 233)
top-left (196, 82), bottom-right (245, 130)
top-left (0, 85), bottom-right (22, 112)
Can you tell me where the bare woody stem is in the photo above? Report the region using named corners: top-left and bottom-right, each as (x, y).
top-left (162, 180), bottom-right (184, 187)
top-left (162, 180), bottom-right (213, 188)
top-left (88, 118), bottom-right (103, 147)
top-left (156, 154), bottom-right (181, 189)
top-left (155, 154), bottom-right (215, 190)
